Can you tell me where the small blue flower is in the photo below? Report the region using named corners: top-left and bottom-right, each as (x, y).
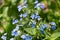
top-left (35, 15), bottom-right (38, 19)
top-left (40, 24), bottom-right (47, 34)
top-left (41, 24), bottom-right (47, 29)
top-left (1, 35), bottom-right (6, 40)
top-left (32, 21), bottom-right (36, 28)
top-left (34, 3), bottom-right (40, 8)
top-left (23, 13), bottom-right (28, 17)
top-left (1, 33), bottom-right (7, 40)
top-left (21, 34), bottom-right (32, 40)
top-left (15, 25), bottom-right (19, 30)
top-left (17, 6), bottom-right (23, 12)
top-left (51, 25), bottom-right (56, 30)
top-left (10, 38), bottom-right (14, 40)
top-left (32, 24), bottom-right (35, 28)
top-left (12, 19), bottom-right (18, 24)
top-left (33, 21), bottom-right (36, 25)
top-left (30, 14), bottom-right (35, 19)
top-left (20, 18), bottom-right (23, 21)
top-left (11, 25), bottom-right (19, 36)
top-left (40, 4), bottom-right (45, 9)
top-left (49, 22), bottom-right (56, 26)
top-left (12, 30), bottom-right (18, 36)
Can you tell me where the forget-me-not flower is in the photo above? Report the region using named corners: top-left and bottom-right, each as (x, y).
top-left (21, 34), bottom-right (32, 40)
top-left (12, 19), bottom-right (18, 24)
top-left (20, 17), bottom-right (23, 21)
top-left (32, 21), bottom-right (36, 28)
top-left (10, 38), bottom-right (14, 40)
top-left (11, 25), bottom-right (20, 36)
top-left (30, 14), bottom-right (35, 19)
top-left (23, 12), bottom-right (28, 17)
top-left (40, 24), bottom-right (47, 34)
top-left (1, 35), bottom-right (6, 40)
top-left (17, 0), bottom-right (28, 12)
top-left (1, 33), bottom-right (7, 40)
top-left (11, 29), bottom-right (18, 36)
top-left (17, 6), bottom-right (23, 12)
top-left (34, 3), bottom-right (45, 9)
top-left (49, 22), bottom-right (56, 30)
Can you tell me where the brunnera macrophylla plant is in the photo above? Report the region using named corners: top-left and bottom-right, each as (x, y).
top-left (0, 0), bottom-right (60, 40)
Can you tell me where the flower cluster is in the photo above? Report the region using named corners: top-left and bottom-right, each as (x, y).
top-left (20, 12), bottom-right (28, 21)
top-left (17, 0), bottom-right (28, 12)
top-left (30, 11), bottom-right (41, 21)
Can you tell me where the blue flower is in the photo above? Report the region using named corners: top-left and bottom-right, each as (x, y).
top-left (12, 19), bottom-right (18, 24)
top-left (34, 3), bottom-right (45, 9)
top-left (10, 38), bottom-right (14, 40)
top-left (20, 18), bottom-right (23, 21)
top-left (32, 21), bottom-right (36, 28)
top-left (32, 24), bottom-right (35, 28)
top-left (40, 4), bottom-right (45, 9)
top-left (23, 13), bottom-right (28, 17)
top-left (41, 24), bottom-right (47, 29)
top-left (21, 34), bottom-right (32, 40)
top-left (11, 25), bottom-right (19, 36)
top-left (1, 35), bottom-right (6, 40)
top-left (34, 3), bottom-right (40, 8)
top-left (49, 22), bottom-right (56, 26)
top-left (40, 29), bottom-right (44, 34)
top-left (40, 24), bottom-right (47, 34)
top-left (17, 0), bottom-right (28, 12)
top-left (1, 33), bottom-right (7, 40)
top-left (12, 30), bottom-right (18, 36)
top-left (17, 6), bottom-right (23, 12)
top-left (35, 15), bottom-right (38, 19)
top-left (33, 21), bottom-right (36, 25)
top-left (49, 22), bottom-right (56, 30)
top-left (15, 25), bottom-right (19, 30)
top-left (30, 14), bottom-right (35, 19)
top-left (51, 25), bottom-right (56, 30)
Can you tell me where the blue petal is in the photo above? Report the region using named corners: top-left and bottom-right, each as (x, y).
top-left (49, 22), bottom-right (56, 26)
top-left (20, 18), bottom-right (23, 21)
top-left (32, 24), bottom-right (35, 28)
top-left (23, 13), bottom-right (28, 17)
top-left (1, 35), bottom-right (6, 40)
top-left (51, 25), bottom-right (56, 30)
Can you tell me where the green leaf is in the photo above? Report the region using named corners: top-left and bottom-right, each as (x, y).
top-left (49, 32), bottom-right (60, 40)
top-left (24, 28), bottom-right (37, 35)
top-left (2, 7), bottom-right (8, 18)
top-left (11, 0), bottom-right (17, 5)
top-left (5, 22), bottom-right (15, 33)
